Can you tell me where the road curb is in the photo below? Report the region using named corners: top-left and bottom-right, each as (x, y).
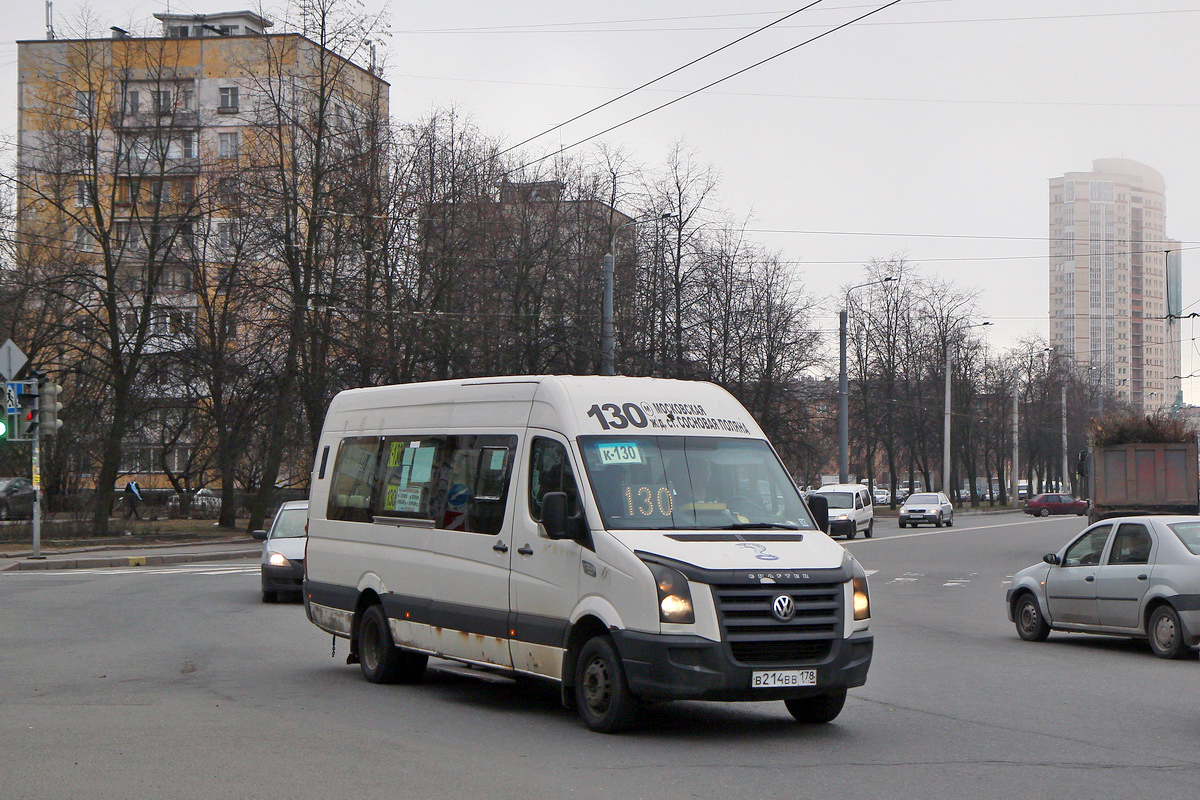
top-left (2, 548), bottom-right (261, 572)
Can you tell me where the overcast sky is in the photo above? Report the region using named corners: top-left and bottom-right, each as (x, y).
top-left (4, 0), bottom-right (1198, 402)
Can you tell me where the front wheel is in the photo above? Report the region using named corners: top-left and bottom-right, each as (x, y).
top-left (934, 517), bottom-right (943, 528)
top-left (576, 636), bottom-right (640, 733)
top-left (1039, 507), bottom-right (1050, 517)
top-left (1148, 605), bottom-right (1190, 659)
top-left (358, 604), bottom-right (427, 683)
top-left (785, 689), bottom-right (847, 724)
top-left (1014, 593), bottom-right (1050, 642)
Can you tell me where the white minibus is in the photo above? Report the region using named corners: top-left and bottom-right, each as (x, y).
top-left (304, 376), bottom-right (872, 732)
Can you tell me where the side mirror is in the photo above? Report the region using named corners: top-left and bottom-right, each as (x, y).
top-left (540, 492), bottom-right (580, 540)
top-left (808, 494), bottom-right (829, 533)
top-left (1043, 553), bottom-right (1059, 565)
top-left (252, 529), bottom-right (268, 541)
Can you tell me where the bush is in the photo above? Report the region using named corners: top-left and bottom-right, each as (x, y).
top-left (1090, 412), bottom-right (1197, 447)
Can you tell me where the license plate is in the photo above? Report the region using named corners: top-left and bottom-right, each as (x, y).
top-left (751, 669), bottom-right (817, 688)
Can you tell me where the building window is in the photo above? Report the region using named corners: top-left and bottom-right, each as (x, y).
top-left (75, 90), bottom-right (96, 118)
top-left (74, 181), bottom-right (95, 207)
top-left (169, 25), bottom-right (190, 38)
top-left (218, 132), bottom-right (239, 159)
top-left (151, 180), bottom-right (171, 204)
top-left (152, 90), bottom-right (173, 114)
top-left (178, 179), bottom-right (195, 204)
top-left (74, 227), bottom-right (96, 252)
top-left (124, 89), bottom-right (140, 114)
top-left (218, 87), bottom-right (239, 112)
top-left (216, 221), bottom-right (238, 250)
top-left (180, 132), bottom-right (197, 159)
top-left (181, 89), bottom-right (195, 111)
top-left (218, 25), bottom-right (240, 35)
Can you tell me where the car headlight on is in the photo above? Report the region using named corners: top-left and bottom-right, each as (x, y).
top-left (835, 513), bottom-right (850, 521)
top-left (845, 552), bottom-right (871, 621)
top-left (645, 561), bottom-right (695, 624)
top-left (267, 551), bottom-right (290, 567)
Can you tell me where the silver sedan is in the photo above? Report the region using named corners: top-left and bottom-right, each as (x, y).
top-left (1006, 516), bottom-right (1200, 659)
top-left (898, 492), bottom-right (953, 528)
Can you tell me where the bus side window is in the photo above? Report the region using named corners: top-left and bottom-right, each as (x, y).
top-left (327, 437), bottom-right (382, 523)
top-left (529, 437), bottom-right (578, 521)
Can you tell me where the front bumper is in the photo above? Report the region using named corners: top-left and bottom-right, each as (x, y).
top-left (611, 629), bottom-right (873, 702)
top-left (262, 562), bottom-right (305, 593)
top-left (828, 518), bottom-right (856, 536)
top-left (900, 512), bottom-right (939, 525)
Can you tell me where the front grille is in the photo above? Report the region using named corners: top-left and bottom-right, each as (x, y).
top-left (712, 582), bottom-right (842, 665)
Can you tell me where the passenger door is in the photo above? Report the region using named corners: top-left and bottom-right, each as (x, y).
top-left (508, 434), bottom-right (583, 679)
top-left (381, 434), bottom-right (518, 668)
top-left (1045, 524), bottom-right (1111, 624)
top-left (1095, 522), bottom-right (1154, 629)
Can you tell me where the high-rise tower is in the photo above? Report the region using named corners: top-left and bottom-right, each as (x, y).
top-left (1048, 159), bottom-right (1182, 411)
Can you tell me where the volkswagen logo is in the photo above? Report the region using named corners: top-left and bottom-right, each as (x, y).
top-left (772, 594), bottom-right (796, 622)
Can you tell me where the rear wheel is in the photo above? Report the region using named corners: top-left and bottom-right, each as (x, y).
top-left (945, 515), bottom-right (954, 527)
top-left (865, 520), bottom-right (874, 539)
top-left (1148, 605), bottom-right (1190, 659)
top-left (1014, 593), bottom-right (1050, 642)
top-left (576, 635), bottom-right (640, 733)
top-left (785, 689), bottom-right (847, 723)
top-left (358, 604), bottom-right (427, 683)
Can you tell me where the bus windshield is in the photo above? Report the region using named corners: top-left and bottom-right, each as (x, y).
top-left (578, 435), bottom-right (816, 531)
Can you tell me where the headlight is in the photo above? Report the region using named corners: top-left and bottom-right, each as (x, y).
top-left (645, 562), bottom-right (695, 624)
top-left (267, 551), bottom-right (290, 567)
top-left (845, 552), bottom-right (870, 621)
top-left (853, 575), bottom-right (870, 620)
top-left (835, 513), bottom-right (850, 521)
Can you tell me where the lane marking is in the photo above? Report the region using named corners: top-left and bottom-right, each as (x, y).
top-left (846, 516), bottom-right (1059, 543)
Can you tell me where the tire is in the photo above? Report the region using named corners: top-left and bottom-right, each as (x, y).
top-left (898, 520), bottom-right (906, 529)
top-left (1147, 605), bottom-right (1190, 659)
top-left (1039, 507), bottom-right (1050, 517)
top-left (934, 516), bottom-right (943, 528)
top-left (1014, 593), bottom-right (1050, 642)
top-left (261, 590), bottom-right (278, 603)
top-left (845, 527), bottom-right (856, 540)
top-left (358, 604), bottom-right (428, 683)
top-left (865, 520), bottom-right (874, 539)
top-left (785, 689), bottom-right (847, 724)
top-left (575, 635), bottom-right (640, 733)
top-left (945, 515), bottom-right (954, 528)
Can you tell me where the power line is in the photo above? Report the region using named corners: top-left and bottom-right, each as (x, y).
top-left (512, 0), bottom-right (905, 175)
top-left (494, 2), bottom-right (829, 161)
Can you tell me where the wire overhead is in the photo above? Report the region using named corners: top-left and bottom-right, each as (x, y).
top-left (494, 2), bottom-right (829, 160)
top-left (512, 0), bottom-right (905, 174)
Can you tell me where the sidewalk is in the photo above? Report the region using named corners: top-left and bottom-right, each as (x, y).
top-left (0, 536), bottom-right (261, 573)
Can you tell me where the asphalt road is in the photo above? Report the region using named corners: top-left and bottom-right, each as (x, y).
top-left (2, 512), bottom-right (1197, 800)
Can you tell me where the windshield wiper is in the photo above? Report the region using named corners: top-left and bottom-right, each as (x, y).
top-left (723, 522), bottom-right (800, 530)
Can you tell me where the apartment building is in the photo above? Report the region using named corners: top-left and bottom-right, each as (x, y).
top-left (1048, 158), bottom-right (1183, 411)
top-left (15, 10), bottom-right (388, 488)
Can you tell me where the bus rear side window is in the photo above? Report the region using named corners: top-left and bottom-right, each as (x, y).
top-left (327, 437), bottom-right (381, 523)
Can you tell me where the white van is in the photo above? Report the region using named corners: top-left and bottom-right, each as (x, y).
top-left (303, 376), bottom-right (872, 732)
top-left (813, 483), bottom-right (874, 539)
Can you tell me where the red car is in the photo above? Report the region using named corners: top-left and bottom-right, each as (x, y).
top-left (1023, 493), bottom-right (1089, 517)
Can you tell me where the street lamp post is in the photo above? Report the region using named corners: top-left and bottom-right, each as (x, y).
top-left (942, 321), bottom-right (992, 494)
top-left (838, 277), bottom-right (896, 484)
top-left (602, 213), bottom-right (674, 376)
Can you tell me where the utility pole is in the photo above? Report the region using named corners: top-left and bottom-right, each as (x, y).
top-left (601, 252), bottom-right (615, 376)
top-left (1061, 383), bottom-right (1069, 495)
top-left (838, 309), bottom-right (849, 484)
top-left (942, 342), bottom-right (952, 493)
top-left (1011, 385), bottom-right (1019, 507)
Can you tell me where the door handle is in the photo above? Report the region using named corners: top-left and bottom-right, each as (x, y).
top-left (1137, 574), bottom-right (1148, 581)
top-left (1085, 575), bottom-right (1095, 582)
top-left (517, 544), bottom-right (534, 556)
top-left (492, 541), bottom-right (509, 553)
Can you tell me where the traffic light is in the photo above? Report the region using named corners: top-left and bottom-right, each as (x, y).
top-left (0, 415), bottom-right (7, 440)
top-left (17, 386), bottom-right (38, 437)
top-left (38, 379), bottom-right (63, 436)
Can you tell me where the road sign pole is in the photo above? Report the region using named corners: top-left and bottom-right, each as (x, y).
top-left (31, 424), bottom-right (43, 559)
